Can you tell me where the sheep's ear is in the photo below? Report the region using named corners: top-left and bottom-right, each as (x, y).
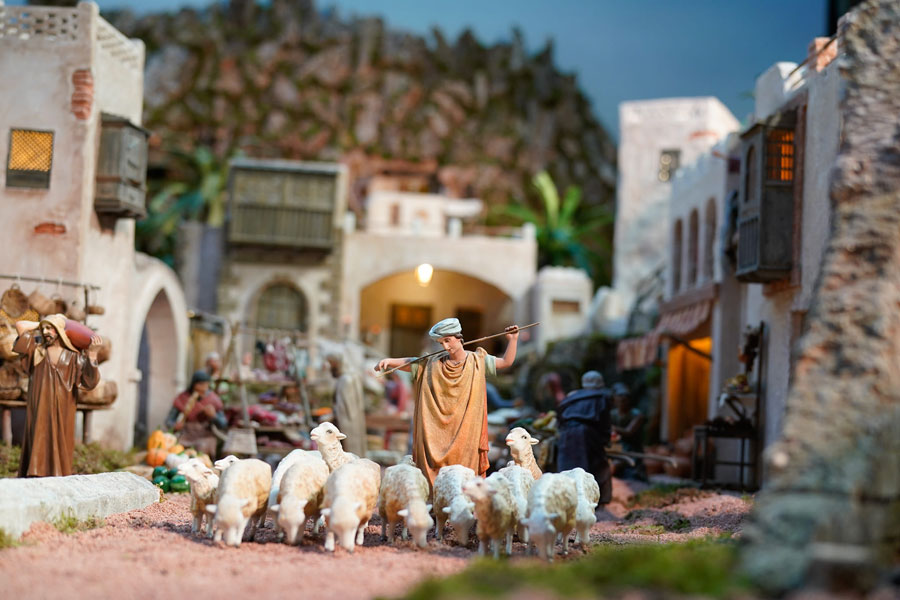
top-left (529, 438), bottom-right (539, 445)
top-left (547, 523), bottom-right (556, 534)
top-left (320, 508), bottom-right (331, 517)
top-left (205, 504), bottom-right (217, 515)
top-left (519, 518), bottom-right (528, 526)
top-left (354, 501), bottom-right (363, 510)
top-left (590, 502), bottom-right (599, 509)
top-left (425, 504), bottom-right (433, 513)
top-left (240, 499), bottom-right (251, 508)
top-left (547, 512), bottom-right (559, 520)
top-left (269, 504), bottom-right (280, 514)
top-left (397, 509), bottom-right (409, 518)
top-left (336, 432), bottom-right (347, 440)
top-left (442, 507), bottom-right (452, 514)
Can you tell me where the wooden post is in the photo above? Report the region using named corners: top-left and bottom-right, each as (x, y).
top-left (82, 409), bottom-right (93, 444)
top-left (2, 408), bottom-right (11, 445)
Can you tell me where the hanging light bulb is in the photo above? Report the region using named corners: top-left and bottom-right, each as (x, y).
top-left (415, 263), bottom-right (433, 287)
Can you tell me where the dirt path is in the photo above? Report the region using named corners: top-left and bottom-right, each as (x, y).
top-left (0, 479), bottom-right (752, 600)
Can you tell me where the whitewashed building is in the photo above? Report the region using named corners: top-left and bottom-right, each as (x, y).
top-left (0, 1), bottom-right (189, 449)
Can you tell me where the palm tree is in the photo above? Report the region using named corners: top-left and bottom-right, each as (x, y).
top-left (136, 146), bottom-right (235, 267)
top-left (495, 171), bottom-right (614, 286)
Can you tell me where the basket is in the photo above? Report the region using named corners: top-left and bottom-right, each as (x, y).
top-left (79, 380), bottom-right (117, 406)
top-left (28, 290), bottom-right (56, 316)
top-left (222, 427), bottom-right (258, 455)
top-left (0, 285), bottom-right (29, 318)
top-left (66, 304), bottom-right (87, 322)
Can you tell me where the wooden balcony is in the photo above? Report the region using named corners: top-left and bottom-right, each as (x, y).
top-left (228, 202), bottom-right (334, 249)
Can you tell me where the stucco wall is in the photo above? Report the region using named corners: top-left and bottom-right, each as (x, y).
top-left (531, 266), bottom-right (593, 352)
top-left (613, 97), bottom-right (739, 316)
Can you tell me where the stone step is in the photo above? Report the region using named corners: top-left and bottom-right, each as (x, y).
top-left (0, 472), bottom-right (160, 539)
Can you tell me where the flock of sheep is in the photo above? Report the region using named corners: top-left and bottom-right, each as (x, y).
top-left (174, 423), bottom-right (601, 561)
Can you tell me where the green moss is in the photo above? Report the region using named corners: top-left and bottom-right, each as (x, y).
top-left (52, 512), bottom-right (106, 535)
top-left (0, 528), bottom-right (20, 549)
top-left (628, 484), bottom-right (704, 509)
top-left (397, 538), bottom-right (748, 600)
top-left (0, 444), bottom-right (22, 478)
top-left (72, 443), bottom-right (136, 475)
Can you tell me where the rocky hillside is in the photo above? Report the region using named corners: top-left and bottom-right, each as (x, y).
top-left (108, 0), bottom-right (616, 210)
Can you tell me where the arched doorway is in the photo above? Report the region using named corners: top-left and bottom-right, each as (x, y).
top-left (255, 283), bottom-right (308, 331)
top-left (134, 290), bottom-right (179, 445)
top-left (359, 269), bottom-right (513, 357)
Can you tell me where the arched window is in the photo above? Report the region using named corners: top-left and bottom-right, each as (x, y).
top-left (687, 209), bottom-right (699, 287)
top-left (256, 284), bottom-right (308, 331)
top-left (672, 220), bottom-right (683, 294)
top-left (703, 198), bottom-right (717, 281)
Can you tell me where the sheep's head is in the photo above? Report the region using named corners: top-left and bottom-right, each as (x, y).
top-left (443, 495), bottom-right (475, 545)
top-left (462, 478), bottom-right (490, 503)
top-left (505, 427), bottom-right (538, 454)
top-left (272, 497), bottom-right (308, 545)
top-left (214, 455), bottom-right (240, 473)
top-left (399, 503), bottom-right (433, 549)
top-left (310, 422), bottom-right (347, 449)
top-left (206, 495), bottom-right (250, 547)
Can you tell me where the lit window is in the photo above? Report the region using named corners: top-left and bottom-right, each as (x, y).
top-left (658, 149), bottom-right (680, 182)
top-left (766, 129), bottom-right (794, 182)
top-left (7, 129), bottom-right (54, 188)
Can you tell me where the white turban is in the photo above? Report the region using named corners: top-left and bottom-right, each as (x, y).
top-left (428, 318), bottom-right (462, 340)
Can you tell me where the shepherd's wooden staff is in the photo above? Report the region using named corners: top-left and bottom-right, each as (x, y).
top-left (375, 322), bottom-right (540, 377)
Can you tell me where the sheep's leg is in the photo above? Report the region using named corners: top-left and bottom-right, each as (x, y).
top-left (205, 516), bottom-right (214, 538)
top-left (387, 519), bottom-right (397, 544)
top-left (325, 530), bottom-right (335, 552)
top-left (505, 532), bottom-right (513, 556)
top-left (561, 529), bottom-right (571, 555)
top-left (191, 514), bottom-right (201, 534)
top-left (381, 519), bottom-right (388, 541)
top-left (401, 524), bottom-right (408, 541)
top-left (315, 514), bottom-right (325, 534)
top-left (435, 515), bottom-right (444, 541)
top-left (478, 539), bottom-right (486, 556)
top-left (492, 538), bottom-right (500, 560)
top-left (356, 522), bottom-right (366, 546)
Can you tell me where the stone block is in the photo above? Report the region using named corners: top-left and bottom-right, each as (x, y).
top-left (0, 472), bottom-right (160, 539)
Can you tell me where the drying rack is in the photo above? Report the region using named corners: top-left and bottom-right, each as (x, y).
top-left (0, 273), bottom-right (101, 315)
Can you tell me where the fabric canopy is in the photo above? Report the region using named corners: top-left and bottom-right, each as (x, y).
top-left (616, 300), bottom-right (712, 371)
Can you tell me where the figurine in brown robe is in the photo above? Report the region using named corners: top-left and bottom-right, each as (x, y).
top-left (14, 314), bottom-right (101, 477)
top-left (376, 318), bottom-right (519, 486)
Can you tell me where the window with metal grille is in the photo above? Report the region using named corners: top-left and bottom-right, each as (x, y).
top-left (766, 129), bottom-right (794, 182)
top-left (6, 129), bottom-right (54, 188)
top-left (672, 219), bottom-right (683, 293)
top-left (255, 284), bottom-right (307, 331)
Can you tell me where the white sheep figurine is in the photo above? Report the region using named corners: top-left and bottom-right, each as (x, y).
top-left (320, 458), bottom-right (381, 553)
top-left (505, 427), bottom-right (542, 480)
top-left (205, 458), bottom-right (272, 547)
top-left (560, 467), bottom-right (601, 545)
top-left (378, 463), bottom-right (433, 549)
top-left (462, 472), bottom-right (519, 559)
top-left (498, 463), bottom-right (534, 543)
top-left (433, 464), bottom-right (476, 546)
top-left (176, 458), bottom-right (219, 537)
top-left (268, 449), bottom-right (323, 512)
top-left (521, 473), bottom-right (578, 561)
top-left (310, 422), bottom-right (359, 472)
top-left (270, 451), bottom-right (330, 545)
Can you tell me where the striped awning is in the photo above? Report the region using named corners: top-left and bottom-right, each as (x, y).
top-left (616, 300), bottom-right (712, 371)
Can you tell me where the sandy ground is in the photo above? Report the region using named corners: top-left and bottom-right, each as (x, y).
top-left (0, 478), bottom-right (752, 600)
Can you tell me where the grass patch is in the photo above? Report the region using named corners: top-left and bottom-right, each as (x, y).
top-left (52, 511), bottom-right (106, 535)
top-left (624, 523), bottom-right (666, 535)
top-left (628, 483), bottom-right (705, 509)
top-left (0, 528), bottom-right (20, 549)
top-left (400, 538), bottom-right (748, 599)
top-left (624, 509), bottom-right (693, 533)
top-left (72, 442), bottom-right (136, 475)
top-left (0, 444), bottom-right (22, 478)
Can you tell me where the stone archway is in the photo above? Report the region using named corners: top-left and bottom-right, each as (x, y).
top-left (134, 290), bottom-right (180, 444)
top-left (359, 268), bottom-right (514, 357)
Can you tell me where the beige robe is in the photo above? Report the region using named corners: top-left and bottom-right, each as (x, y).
top-left (411, 347), bottom-right (494, 486)
top-left (15, 330), bottom-right (100, 477)
top-left (334, 373), bottom-right (367, 457)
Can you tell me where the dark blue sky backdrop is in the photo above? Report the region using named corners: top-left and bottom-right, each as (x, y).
top-left (9, 0), bottom-right (828, 138)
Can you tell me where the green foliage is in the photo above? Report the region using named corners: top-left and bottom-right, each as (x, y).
top-left (399, 538), bottom-right (747, 600)
top-left (136, 146), bottom-right (238, 266)
top-left (493, 171), bottom-right (614, 287)
top-left (72, 443), bottom-right (136, 475)
top-left (0, 528), bottom-right (20, 549)
top-left (0, 444), bottom-right (22, 478)
top-left (52, 511), bottom-right (105, 535)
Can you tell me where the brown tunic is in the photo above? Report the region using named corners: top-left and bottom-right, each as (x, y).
top-left (15, 330), bottom-right (100, 477)
top-left (411, 347), bottom-right (494, 486)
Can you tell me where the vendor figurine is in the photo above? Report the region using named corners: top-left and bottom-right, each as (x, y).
top-left (14, 315), bottom-right (102, 477)
top-left (376, 318), bottom-right (519, 486)
top-left (328, 354), bottom-right (367, 457)
top-left (165, 370), bottom-right (227, 459)
top-left (556, 370), bottom-right (613, 504)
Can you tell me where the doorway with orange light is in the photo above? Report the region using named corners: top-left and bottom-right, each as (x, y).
top-left (665, 335), bottom-right (713, 443)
